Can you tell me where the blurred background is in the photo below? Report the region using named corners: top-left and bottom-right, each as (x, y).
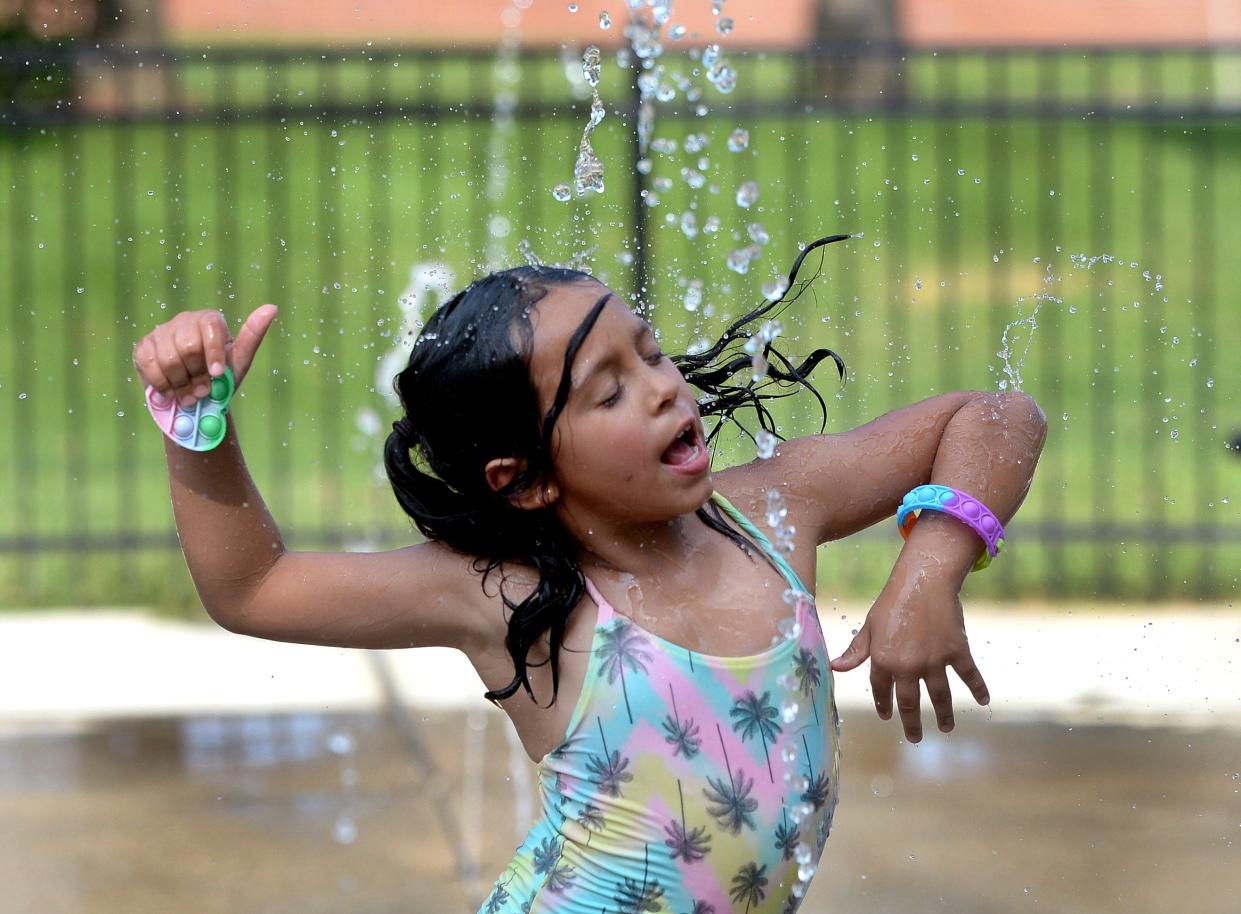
top-left (0, 1), bottom-right (1238, 912)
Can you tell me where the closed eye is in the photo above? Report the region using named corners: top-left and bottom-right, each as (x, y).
top-left (601, 350), bottom-right (666, 408)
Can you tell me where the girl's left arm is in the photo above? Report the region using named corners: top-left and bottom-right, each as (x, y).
top-left (769, 389), bottom-right (1048, 742)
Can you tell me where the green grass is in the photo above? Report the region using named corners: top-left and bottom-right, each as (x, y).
top-left (1, 50), bottom-right (1238, 614)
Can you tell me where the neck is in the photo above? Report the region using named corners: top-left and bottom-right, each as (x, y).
top-left (559, 496), bottom-right (716, 588)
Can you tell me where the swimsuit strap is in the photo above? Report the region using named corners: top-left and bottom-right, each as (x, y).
top-left (581, 575), bottom-right (615, 625)
top-left (709, 489), bottom-right (810, 596)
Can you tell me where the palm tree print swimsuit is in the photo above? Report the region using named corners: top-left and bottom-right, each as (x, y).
top-left (480, 491), bottom-right (841, 914)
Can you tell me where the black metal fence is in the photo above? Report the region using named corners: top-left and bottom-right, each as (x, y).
top-left (1, 41), bottom-right (1237, 608)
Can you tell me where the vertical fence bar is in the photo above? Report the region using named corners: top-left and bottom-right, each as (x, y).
top-left (321, 58), bottom-right (343, 540)
top-left (1038, 51), bottom-right (1065, 599)
top-left (11, 128), bottom-right (32, 597)
top-left (1193, 64), bottom-right (1218, 596)
top-left (986, 49), bottom-right (1018, 597)
top-left (271, 56), bottom-right (293, 528)
top-left (629, 71), bottom-right (649, 315)
top-left (367, 54), bottom-right (391, 533)
top-left (885, 44), bottom-right (907, 407)
top-left (64, 125), bottom-right (85, 602)
top-left (1087, 54), bottom-right (1116, 597)
top-left (937, 50), bottom-right (959, 395)
top-left (1143, 48), bottom-right (1168, 600)
top-left (115, 84), bottom-right (137, 584)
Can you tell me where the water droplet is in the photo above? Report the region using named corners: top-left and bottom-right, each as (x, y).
top-left (333, 816), bottom-right (357, 844)
top-left (747, 223), bottom-right (769, 245)
top-left (684, 132), bottom-right (708, 153)
top-left (726, 247), bottom-right (753, 274)
top-left (756, 430), bottom-right (777, 458)
top-left (581, 44), bottom-right (601, 88)
top-left (735, 180), bottom-right (759, 208)
top-left (680, 211), bottom-right (699, 239)
top-left (598, 10), bottom-right (611, 28)
top-left (716, 16), bottom-right (734, 34)
top-left (762, 278), bottom-right (789, 301)
top-left (552, 182), bottom-right (572, 202)
top-left (683, 278), bottom-right (703, 312)
top-left (567, 2), bottom-right (578, 11)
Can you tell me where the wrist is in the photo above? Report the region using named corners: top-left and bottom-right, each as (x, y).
top-left (895, 510), bottom-right (981, 587)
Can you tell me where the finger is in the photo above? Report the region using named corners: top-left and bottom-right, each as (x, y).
top-left (199, 310), bottom-right (231, 380)
top-left (869, 663), bottom-right (894, 721)
top-left (231, 304), bottom-right (277, 387)
top-left (950, 654), bottom-right (991, 707)
top-left (133, 337), bottom-right (171, 393)
top-left (830, 623), bottom-right (871, 672)
top-left (924, 669), bottom-right (955, 733)
top-left (894, 677), bottom-right (923, 743)
top-left (153, 325), bottom-right (194, 404)
top-left (172, 318), bottom-right (212, 404)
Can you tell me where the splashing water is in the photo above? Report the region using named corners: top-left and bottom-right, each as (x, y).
top-left (735, 180), bottom-right (759, 208)
top-left (572, 45), bottom-right (607, 196)
top-left (996, 251), bottom-right (1174, 393)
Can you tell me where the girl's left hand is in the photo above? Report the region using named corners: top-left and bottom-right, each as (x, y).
top-left (828, 571), bottom-right (990, 742)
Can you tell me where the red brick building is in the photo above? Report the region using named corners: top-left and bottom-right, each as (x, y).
top-left (158, 0), bottom-right (1241, 46)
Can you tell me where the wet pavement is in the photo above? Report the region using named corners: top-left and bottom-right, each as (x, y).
top-left (3, 709), bottom-right (1237, 914)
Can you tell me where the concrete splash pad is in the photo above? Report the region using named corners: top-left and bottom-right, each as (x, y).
top-left (1, 604), bottom-right (1238, 912)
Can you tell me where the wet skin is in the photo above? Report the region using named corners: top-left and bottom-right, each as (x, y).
top-left (150, 282), bottom-right (1044, 764)
top-left (468, 280), bottom-right (1046, 760)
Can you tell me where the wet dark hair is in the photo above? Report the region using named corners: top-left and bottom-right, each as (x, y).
top-left (384, 234), bottom-right (850, 707)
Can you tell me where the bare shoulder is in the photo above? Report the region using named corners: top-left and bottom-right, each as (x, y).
top-left (711, 434), bottom-right (889, 550)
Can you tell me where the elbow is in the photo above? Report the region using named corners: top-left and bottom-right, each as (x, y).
top-left (970, 390), bottom-right (1049, 456)
top-left (200, 558), bottom-right (285, 638)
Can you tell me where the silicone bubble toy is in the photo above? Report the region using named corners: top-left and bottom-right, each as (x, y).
top-left (145, 367), bottom-right (236, 451)
top-left (896, 483), bottom-right (1005, 572)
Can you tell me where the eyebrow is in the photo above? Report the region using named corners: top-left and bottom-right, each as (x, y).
top-left (575, 320), bottom-right (655, 389)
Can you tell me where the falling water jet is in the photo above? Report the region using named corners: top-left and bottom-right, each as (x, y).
top-left (573, 45), bottom-right (606, 196)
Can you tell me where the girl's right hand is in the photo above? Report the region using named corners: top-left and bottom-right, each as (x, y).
top-left (132, 305), bottom-right (278, 407)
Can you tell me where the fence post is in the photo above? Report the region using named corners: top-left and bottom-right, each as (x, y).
top-left (628, 71), bottom-right (649, 318)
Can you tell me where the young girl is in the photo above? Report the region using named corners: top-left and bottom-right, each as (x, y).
top-left (134, 236), bottom-right (1047, 913)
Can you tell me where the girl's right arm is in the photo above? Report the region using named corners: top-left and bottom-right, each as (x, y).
top-left (138, 307), bottom-right (492, 652)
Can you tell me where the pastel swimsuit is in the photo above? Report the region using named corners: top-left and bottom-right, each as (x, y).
top-left (480, 491), bottom-right (842, 914)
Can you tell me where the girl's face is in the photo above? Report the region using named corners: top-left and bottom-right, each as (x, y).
top-left (520, 279), bottom-right (713, 524)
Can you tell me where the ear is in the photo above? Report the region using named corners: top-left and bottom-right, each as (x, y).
top-left (485, 457), bottom-right (559, 511)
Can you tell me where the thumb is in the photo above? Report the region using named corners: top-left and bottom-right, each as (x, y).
top-left (830, 623), bottom-right (871, 672)
top-left (229, 304), bottom-right (278, 389)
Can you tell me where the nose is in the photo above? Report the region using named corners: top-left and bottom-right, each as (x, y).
top-left (647, 359), bottom-right (680, 413)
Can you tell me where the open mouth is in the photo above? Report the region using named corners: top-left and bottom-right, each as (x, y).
top-left (660, 424), bottom-right (702, 466)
